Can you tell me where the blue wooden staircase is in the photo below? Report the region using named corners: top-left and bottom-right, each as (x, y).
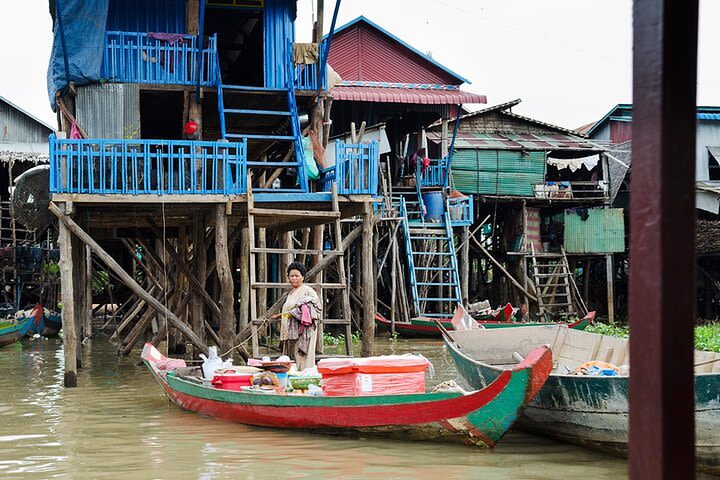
top-left (399, 197), bottom-right (462, 317)
top-left (215, 56), bottom-right (308, 192)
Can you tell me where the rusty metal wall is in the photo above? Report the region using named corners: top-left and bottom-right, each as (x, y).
top-left (76, 84), bottom-right (141, 139)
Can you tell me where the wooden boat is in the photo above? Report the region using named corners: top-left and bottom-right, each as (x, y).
top-left (142, 342), bottom-right (553, 447)
top-left (442, 325), bottom-right (720, 475)
top-left (19, 304), bottom-right (62, 337)
top-left (375, 310), bottom-right (594, 338)
top-left (0, 316), bottom-right (36, 347)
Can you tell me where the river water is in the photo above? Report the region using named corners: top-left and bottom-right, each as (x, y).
top-left (0, 335), bottom-right (630, 479)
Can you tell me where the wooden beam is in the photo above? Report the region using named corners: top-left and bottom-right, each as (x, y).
top-left (49, 202), bottom-right (209, 355)
top-left (58, 204), bottom-right (78, 387)
top-left (629, 0), bottom-right (698, 477)
top-left (470, 236), bottom-right (538, 303)
top-left (215, 205), bottom-right (235, 353)
top-left (361, 209), bottom-right (375, 357)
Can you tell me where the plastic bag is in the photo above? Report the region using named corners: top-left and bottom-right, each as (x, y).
top-left (302, 136), bottom-right (320, 180)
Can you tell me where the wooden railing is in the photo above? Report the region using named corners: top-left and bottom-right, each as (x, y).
top-left (533, 181), bottom-right (609, 200)
top-left (419, 157), bottom-right (449, 188)
top-left (102, 32), bottom-right (218, 86)
top-left (294, 40), bottom-right (327, 91)
top-left (321, 141), bottom-right (379, 195)
top-left (49, 135), bottom-right (247, 195)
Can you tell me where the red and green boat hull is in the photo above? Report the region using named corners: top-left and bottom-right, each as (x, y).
top-left (142, 343), bottom-right (552, 447)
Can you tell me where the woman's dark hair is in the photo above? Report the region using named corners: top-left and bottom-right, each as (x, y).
top-left (287, 261), bottom-right (307, 277)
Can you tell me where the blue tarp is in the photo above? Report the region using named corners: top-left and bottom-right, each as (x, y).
top-left (47, 0), bottom-right (109, 111)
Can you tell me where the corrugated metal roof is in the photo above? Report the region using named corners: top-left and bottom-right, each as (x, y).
top-left (427, 131), bottom-right (600, 151)
top-left (331, 86), bottom-right (486, 105)
top-left (699, 113), bottom-right (720, 121)
top-left (327, 16), bottom-right (470, 84)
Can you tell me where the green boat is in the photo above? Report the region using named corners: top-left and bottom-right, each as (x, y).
top-left (442, 324), bottom-right (720, 475)
top-left (0, 316), bottom-right (35, 347)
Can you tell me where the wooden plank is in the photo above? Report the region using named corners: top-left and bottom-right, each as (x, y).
top-left (361, 207), bottom-right (375, 357)
top-left (49, 201), bottom-right (210, 355)
top-left (250, 247), bottom-right (342, 255)
top-left (249, 208), bottom-right (340, 218)
top-left (251, 282), bottom-right (346, 289)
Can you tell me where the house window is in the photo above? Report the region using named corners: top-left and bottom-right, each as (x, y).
top-left (708, 147), bottom-right (720, 180)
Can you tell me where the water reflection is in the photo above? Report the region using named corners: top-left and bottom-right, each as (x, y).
top-left (0, 335), bottom-right (631, 479)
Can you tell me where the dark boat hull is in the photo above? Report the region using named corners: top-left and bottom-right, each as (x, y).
top-left (444, 332), bottom-right (720, 475)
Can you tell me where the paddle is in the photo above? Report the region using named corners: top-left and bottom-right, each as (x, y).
top-left (433, 319), bottom-right (455, 344)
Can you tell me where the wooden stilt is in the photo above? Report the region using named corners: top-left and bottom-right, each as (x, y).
top-left (49, 202), bottom-right (209, 355)
top-left (191, 217), bottom-right (207, 350)
top-left (215, 205), bottom-right (235, 354)
top-left (606, 254), bottom-right (615, 323)
top-left (84, 245), bottom-right (93, 339)
top-left (239, 227), bottom-right (250, 330)
top-left (361, 207), bottom-right (375, 357)
top-left (257, 228), bottom-right (267, 316)
top-left (59, 204), bottom-right (78, 387)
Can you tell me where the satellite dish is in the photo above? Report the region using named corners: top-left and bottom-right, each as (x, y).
top-left (12, 165), bottom-right (53, 230)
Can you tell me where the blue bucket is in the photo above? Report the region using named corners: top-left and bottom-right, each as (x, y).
top-left (422, 191), bottom-right (445, 222)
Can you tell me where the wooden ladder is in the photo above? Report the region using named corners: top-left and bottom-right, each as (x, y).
top-left (530, 244), bottom-right (576, 318)
top-left (248, 183), bottom-right (353, 358)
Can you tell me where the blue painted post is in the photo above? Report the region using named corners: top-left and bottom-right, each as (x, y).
top-left (196, 0), bottom-right (206, 102)
top-left (445, 106), bottom-right (462, 187)
top-left (320, 0), bottom-right (342, 90)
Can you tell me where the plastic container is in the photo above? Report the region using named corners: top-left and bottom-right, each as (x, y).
top-left (211, 371), bottom-right (253, 391)
top-left (288, 375), bottom-right (322, 390)
top-left (276, 372), bottom-right (288, 388)
top-left (318, 355), bottom-right (430, 396)
top-left (422, 191), bottom-right (444, 222)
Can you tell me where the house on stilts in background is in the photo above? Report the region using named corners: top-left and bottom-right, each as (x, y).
top-left (323, 16), bottom-right (487, 324)
top-left (584, 103), bottom-right (720, 320)
top-left (423, 99), bottom-right (624, 322)
top-left (46, 0), bottom-right (384, 387)
top-left (0, 95), bottom-right (57, 312)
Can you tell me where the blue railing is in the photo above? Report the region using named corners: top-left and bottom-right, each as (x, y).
top-left (419, 157), bottom-right (449, 187)
top-left (49, 135), bottom-right (247, 195)
top-left (447, 196), bottom-right (473, 226)
top-left (102, 32), bottom-right (218, 86)
top-left (321, 141), bottom-right (379, 195)
top-left (294, 41), bottom-right (327, 91)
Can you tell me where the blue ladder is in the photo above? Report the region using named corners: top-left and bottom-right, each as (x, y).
top-left (215, 58), bottom-right (308, 192)
top-left (400, 197), bottom-right (462, 317)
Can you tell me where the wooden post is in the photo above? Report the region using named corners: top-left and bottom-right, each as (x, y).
top-left (84, 244), bottom-right (93, 340)
top-left (72, 230), bottom-right (86, 367)
top-left (314, 0), bottom-right (324, 43)
top-left (215, 205), bottom-right (235, 353)
top-left (440, 118), bottom-right (449, 158)
top-left (460, 226), bottom-right (469, 306)
top-left (606, 254), bottom-right (615, 323)
top-left (239, 227), bottom-right (250, 331)
top-left (191, 217), bottom-right (207, 349)
top-left (58, 204), bottom-right (78, 387)
top-left (629, 1), bottom-right (698, 478)
top-left (361, 207), bottom-right (374, 357)
top-left (49, 202), bottom-right (209, 354)
top-left (312, 225), bottom-right (324, 354)
top-left (257, 228), bottom-right (267, 316)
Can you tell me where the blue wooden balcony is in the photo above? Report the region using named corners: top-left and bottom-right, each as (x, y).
top-left (293, 41), bottom-right (327, 91)
top-left (419, 157), bottom-right (449, 188)
top-left (49, 135), bottom-right (247, 195)
top-left (101, 32), bottom-right (218, 86)
top-left (447, 196), bottom-right (473, 226)
top-left (320, 141), bottom-right (379, 196)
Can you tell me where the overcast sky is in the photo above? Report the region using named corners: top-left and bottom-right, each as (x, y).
top-left (1, 1), bottom-right (718, 130)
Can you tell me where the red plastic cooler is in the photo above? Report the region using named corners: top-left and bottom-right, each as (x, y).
top-left (317, 355), bottom-right (430, 397)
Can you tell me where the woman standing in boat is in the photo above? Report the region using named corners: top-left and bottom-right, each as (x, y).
top-left (274, 262), bottom-right (322, 370)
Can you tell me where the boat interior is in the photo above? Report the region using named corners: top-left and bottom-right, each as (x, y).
top-left (450, 325), bottom-right (720, 375)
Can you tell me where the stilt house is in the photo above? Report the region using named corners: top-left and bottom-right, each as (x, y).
top-left (46, 0), bottom-right (381, 386)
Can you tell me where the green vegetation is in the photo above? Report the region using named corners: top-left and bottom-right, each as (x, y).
top-left (586, 322), bottom-right (629, 338)
top-left (322, 332), bottom-right (361, 346)
top-left (695, 323), bottom-right (720, 353)
top-left (588, 322), bottom-right (720, 353)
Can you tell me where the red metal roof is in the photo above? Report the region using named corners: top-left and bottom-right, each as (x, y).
top-left (328, 19), bottom-right (461, 85)
top-left (331, 86), bottom-right (487, 105)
